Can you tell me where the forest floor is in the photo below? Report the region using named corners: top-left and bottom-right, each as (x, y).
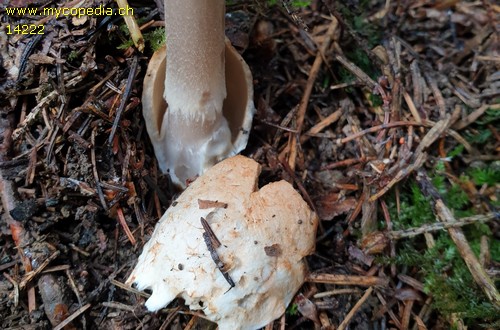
top-left (0, 0), bottom-right (499, 329)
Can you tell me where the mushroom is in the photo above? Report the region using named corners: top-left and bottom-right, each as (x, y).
top-left (142, 0), bottom-right (254, 188)
top-left (126, 155), bottom-right (318, 330)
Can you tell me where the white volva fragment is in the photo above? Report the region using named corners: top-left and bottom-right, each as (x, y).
top-left (126, 156), bottom-right (318, 330)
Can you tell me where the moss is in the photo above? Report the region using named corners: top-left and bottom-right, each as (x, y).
top-left (266, 0), bottom-right (311, 7)
top-left (396, 237), bottom-right (498, 326)
top-left (465, 129), bottom-right (492, 144)
top-left (116, 38), bottom-right (134, 50)
top-left (476, 107), bottom-right (500, 126)
top-left (67, 50), bottom-right (79, 62)
top-left (448, 144), bottom-right (464, 157)
top-left (347, 48), bottom-right (379, 78)
top-left (385, 155), bottom-right (499, 326)
top-left (145, 27), bottom-right (166, 52)
top-left (464, 107), bottom-right (499, 146)
top-left (117, 27), bottom-right (166, 53)
top-left (369, 93), bottom-right (383, 107)
top-left (286, 302), bottom-right (299, 316)
top-left (381, 180), bottom-right (498, 326)
top-left (467, 167), bottom-right (500, 186)
top-left (336, 2), bottom-right (382, 48)
top-left (388, 182), bottom-right (435, 230)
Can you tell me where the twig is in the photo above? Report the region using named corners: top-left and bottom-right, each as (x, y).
top-left (110, 278), bottom-right (150, 298)
top-left (158, 306), bottom-right (182, 330)
top-left (337, 287), bottom-right (373, 330)
top-left (66, 269), bottom-right (83, 307)
top-left (338, 120), bottom-right (422, 145)
top-left (13, 74), bottom-right (83, 140)
top-left (258, 119), bottom-right (298, 133)
top-left (3, 272), bottom-right (19, 307)
top-left (387, 213), bottom-right (497, 240)
top-left (369, 151), bottom-right (427, 202)
top-left (401, 300), bottom-right (414, 330)
top-left (425, 73), bottom-right (447, 119)
top-left (370, 117), bottom-right (452, 201)
top-left (115, 0), bottom-right (144, 52)
top-left (287, 17), bottom-right (338, 170)
top-left (0, 96), bottom-right (37, 312)
top-left (101, 301), bottom-right (135, 312)
top-left (17, 35), bottom-right (43, 83)
top-left (19, 250), bottom-right (60, 289)
top-left (300, 108), bottom-right (342, 144)
top-left (437, 201), bottom-right (500, 305)
top-left (53, 303), bottom-right (91, 330)
top-left (108, 55), bottom-right (139, 144)
top-left (198, 199), bottom-right (228, 209)
top-left (54, 119), bottom-right (92, 149)
top-left (200, 217), bottom-right (235, 289)
top-left (307, 273), bottom-right (389, 287)
top-left (313, 288), bottom-right (362, 298)
top-left (375, 290), bottom-right (402, 329)
top-left (91, 128), bottom-right (108, 210)
top-left (0, 260), bottom-right (20, 272)
top-left (183, 315), bottom-right (199, 330)
top-left (403, 91), bottom-right (422, 124)
top-left (320, 156), bottom-right (376, 170)
top-left (452, 103), bottom-right (499, 130)
top-left (89, 67), bottom-right (119, 95)
top-left (117, 208), bottom-right (137, 245)
top-left (69, 244), bottom-right (91, 257)
top-left (279, 158), bottom-right (316, 213)
top-left (333, 53), bottom-right (378, 90)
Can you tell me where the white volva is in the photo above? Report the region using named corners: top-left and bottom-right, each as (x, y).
top-left (126, 156), bottom-right (318, 329)
top-left (142, 0), bottom-right (254, 188)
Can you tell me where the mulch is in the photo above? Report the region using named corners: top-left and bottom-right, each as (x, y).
top-left (1, 0), bottom-right (498, 329)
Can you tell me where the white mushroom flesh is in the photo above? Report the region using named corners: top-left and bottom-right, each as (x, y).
top-left (126, 156), bottom-right (318, 330)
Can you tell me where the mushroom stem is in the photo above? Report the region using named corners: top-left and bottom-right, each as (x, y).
top-left (165, 0), bottom-right (226, 119)
top-left (162, 0), bottom-right (230, 185)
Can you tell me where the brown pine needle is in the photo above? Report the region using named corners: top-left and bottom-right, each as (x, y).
top-left (337, 287), bottom-right (374, 330)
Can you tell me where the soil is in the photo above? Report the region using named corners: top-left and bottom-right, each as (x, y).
top-left (1, 0), bottom-right (498, 329)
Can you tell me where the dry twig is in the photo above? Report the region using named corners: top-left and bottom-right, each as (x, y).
top-left (286, 17), bottom-right (338, 170)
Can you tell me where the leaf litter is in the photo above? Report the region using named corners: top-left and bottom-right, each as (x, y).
top-left (0, 0), bottom-right (498, 329)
